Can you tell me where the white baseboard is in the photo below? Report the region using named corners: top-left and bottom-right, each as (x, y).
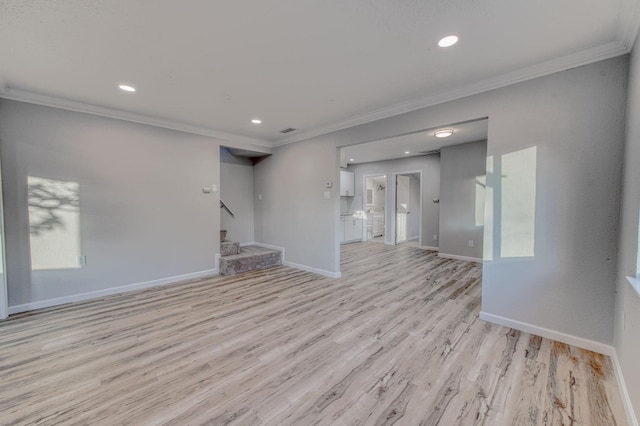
top-left (282, 260), bottom-right (341, 279)
top-left (479, 311), bottom-right (614, 356)
top-left (8, 268), bottom-right (219, 315)
top-left (438, 253), bottom-right (482, 263)
top-left (239, 241), bottom-right (256, 247)
top-left (611, 349), bottom-right (639, 426)
top-left (420, 245), bottom-right (440, 251)
top-left (253, 242), bottom-right (340, 279)
top-left (408, 236), bottom-right (419, 241)
top-left (384, 240), bottom-right (394, 246)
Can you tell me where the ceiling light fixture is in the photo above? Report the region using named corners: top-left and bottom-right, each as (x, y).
top-left (404, 151), bottom-right (410, 154)
top-left (118, 84), bottom-right (136, 92)
top-left (438, 35), bottom-right (458, 48)
top-left (251, 119), bottom-right (262, 124)
top-left (434, 129), bottom-right (454, 138)
top-left (349, 158), bottom-right (355, 162)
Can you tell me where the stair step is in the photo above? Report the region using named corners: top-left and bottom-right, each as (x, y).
top-left (219, 245), bottom-right (282, 275)
top-left (220, 241), bottom-right (240, 256)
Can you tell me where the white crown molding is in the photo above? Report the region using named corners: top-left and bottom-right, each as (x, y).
top-left (274, 40), bottom-right (629, 146)
top-left (0, 87), bottom-right (272, 149)
top-left (619, 0), bottom-right (640, 50)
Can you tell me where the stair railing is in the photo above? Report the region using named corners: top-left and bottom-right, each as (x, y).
top-left (220, 199), bottom-right (236, 217)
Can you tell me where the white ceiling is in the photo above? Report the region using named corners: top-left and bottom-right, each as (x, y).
top-left (345, 119), bottom-right (488, 164)
top-left (0, 1), bottom-right (638, 147)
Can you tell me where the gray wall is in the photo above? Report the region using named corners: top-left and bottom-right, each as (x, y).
top-left (347, 155), bottom-right (440, 247)
top-left (439, 141), bottom-right (487, 259)
top-left (0, 100), bottom-right (221, 307)
top-left (254, 55), bottom-right (627, 345)
top-left (254, 136), bottom-right (340, 273)
top-left (220, 147), bottom-right (254, 243)
top-left (615, 36), bottom-right (640, 419)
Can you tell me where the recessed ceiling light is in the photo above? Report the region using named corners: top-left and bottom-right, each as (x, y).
top-left (438, 35), bottom-right (458, 48)
top-left (434, 129), bottom-right (454, 138)
top-left (349, 158), bottom-right (355, 162)
top-left (404, 151), bottom-right (410, 154)
top-left (118, 84), bottom-right (136, 92)
top-left (251, 119), bottom-right (262, 124)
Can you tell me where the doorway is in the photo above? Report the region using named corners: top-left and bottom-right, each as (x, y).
top-left (394, 171), bottom-right (421, 246)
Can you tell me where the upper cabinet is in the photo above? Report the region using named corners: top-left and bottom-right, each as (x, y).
top-left (340, 171), bottom-right (355, 196)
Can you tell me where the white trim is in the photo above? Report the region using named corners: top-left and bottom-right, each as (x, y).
top-left (0, 156), bottom-right (8, 320)
top-left (619, 0), bottom-right (640, 51)
top-left (8, 268), bottom-right (219, 315)
top-left (611, 348), bottom-right (639, 426)
top-left (273, 41), bottom-right (628, 146)
top-left (384, 240), bottom-right (395, 246)
top-left (408, 236), bottom-right (419, 241)
top-left (479, 311), bottom-right (613, 356)
top-left (239, 241), bottom-right (256, 247)
top-left (282, 260), bottom-right (341, 279)
top-left (438, 253), bottom-right (482, 263)
top-left (625, 276), bottom-right (640, 298)
top-left (0, 88), bottom-right (271, 149)
top-left (419, 245), bottom-right (440, 251)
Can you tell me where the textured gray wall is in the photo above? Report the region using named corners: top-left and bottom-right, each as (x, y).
top-left (0, 100), bottom-right (221, 307)
top-left (615, 39), bottom-right (640, 419)
top-left (254, 56), bottom-right (627, 345)
top-left (220, 147), bottom-right (255, 244)
top-left (439, 141), bottom-right (487, 259)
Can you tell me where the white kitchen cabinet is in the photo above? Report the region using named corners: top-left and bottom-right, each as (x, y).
top-left (340, 171), bottom-right (355, 197)
top-left (340, 216), bottom-right (363, 244)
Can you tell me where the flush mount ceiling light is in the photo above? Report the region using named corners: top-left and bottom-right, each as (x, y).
top-left (349, 158), bottom-right (355, 162)
top-left (404, 151), bottom-right (410, 154)
top-left (434, 129), bottom-right (454, 138)
top-left (438, 35), bottom-right (458, 48)
top-left (118, 84), bottom-right (136, 92)
top-left (251, 119), bottom-right (262, 124)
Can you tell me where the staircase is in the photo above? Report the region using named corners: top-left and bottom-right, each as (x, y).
top-left (219, 230), bottom-right (282, 275)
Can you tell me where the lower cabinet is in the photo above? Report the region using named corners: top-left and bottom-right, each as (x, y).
top-left (340, 217), bottom-right (363, 244)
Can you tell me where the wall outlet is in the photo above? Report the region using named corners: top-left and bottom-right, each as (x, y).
top-left (78, 255), bottom-right (87, 267)
top-left (433, 234), bottom-right (438, 241)
top-left (468, 240), bottom-right (474, 247)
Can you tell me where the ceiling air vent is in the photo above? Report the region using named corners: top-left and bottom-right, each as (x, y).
top-left (418, 149), bottom-right (441, 155)
top-left (280, 127), bottom-right (296, 134)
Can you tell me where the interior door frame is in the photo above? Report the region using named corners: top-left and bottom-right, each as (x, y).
top-left (0, 157), bottom-right (8, 320)
top-left (390, 170), bottom-right (423, 247)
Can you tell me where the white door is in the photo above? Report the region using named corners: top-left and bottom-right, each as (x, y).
top-left (396, 175), bottom-right (410, 244)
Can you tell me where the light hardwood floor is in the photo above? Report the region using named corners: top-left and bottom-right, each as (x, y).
top-left (0, 242), bottom-right (627, 425)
